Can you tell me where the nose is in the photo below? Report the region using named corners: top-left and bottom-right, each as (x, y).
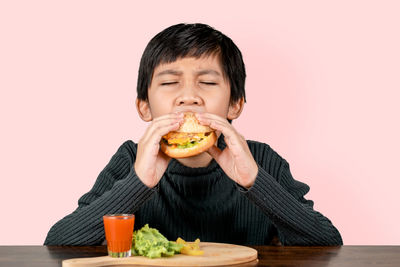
top-left (175, 86), bottom-right (203, 106)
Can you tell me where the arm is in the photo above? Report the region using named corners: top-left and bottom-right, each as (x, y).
top-left (44, 141), bottom-right (156, 245)
top-left (242, 156), bottom-right (343, 246)
top-left (193, 113), bottom-right (342, 245)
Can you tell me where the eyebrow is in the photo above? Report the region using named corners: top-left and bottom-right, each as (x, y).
top-left (155, 69), bottom-right (221, 78)
top-left (195, 69), bottom-right (221, 76)
top-left (155, 70), bottom-right (183, 77)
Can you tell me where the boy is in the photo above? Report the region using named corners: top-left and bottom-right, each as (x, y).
top-left (44, 23), bottom-right (342, 246)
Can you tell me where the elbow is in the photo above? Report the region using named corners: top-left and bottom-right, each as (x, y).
top-left (329, 229), bottom-right (343, 246)
top-left (43, 226), bottom-right (62, 246)
top-left (280, 227), bottom-right (343, 246)
top-left (313, 228), bottom-right (343, 246)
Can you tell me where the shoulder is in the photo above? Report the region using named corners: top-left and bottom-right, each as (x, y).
top-left (246, 139), bottom-right (288, 178)
top-left (246, 139), bottom-right (285, 162)
top-left (113, 140), bottom-right (138, 163)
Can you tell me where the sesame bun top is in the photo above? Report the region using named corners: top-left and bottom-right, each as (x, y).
top-left (177, 112), bottom-right (214, 133)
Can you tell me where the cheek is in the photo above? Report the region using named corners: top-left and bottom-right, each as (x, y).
top-left (206, 94), bottom-right (230, 116)
top-left (148, 94), bottom-right (172, 117)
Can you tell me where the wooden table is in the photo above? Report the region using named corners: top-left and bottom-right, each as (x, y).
top-left (0, 246), bottom-right (399, 267)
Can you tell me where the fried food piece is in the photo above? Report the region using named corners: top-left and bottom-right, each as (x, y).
top-left (176, 237), bottom-right (204, 256)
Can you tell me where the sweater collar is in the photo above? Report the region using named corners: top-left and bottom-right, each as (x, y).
top-left (163, 134), bottom-right (228, 196)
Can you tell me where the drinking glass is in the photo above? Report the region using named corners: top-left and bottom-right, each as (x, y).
top-left (103, 214), bottom-right (135, 257)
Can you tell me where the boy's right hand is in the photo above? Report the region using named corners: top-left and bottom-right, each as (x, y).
top-left (134, 112), bottom-right (184, 188)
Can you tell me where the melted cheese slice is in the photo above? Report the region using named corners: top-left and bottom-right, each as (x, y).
top-left (163, 132), bottom-right (207, 145)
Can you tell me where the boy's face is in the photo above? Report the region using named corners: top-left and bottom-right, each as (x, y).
top-left (137, 54), bottom-right (243, 121)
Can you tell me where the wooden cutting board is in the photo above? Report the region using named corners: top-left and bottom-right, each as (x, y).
top-left (62, 242), bottom-right (258, 267)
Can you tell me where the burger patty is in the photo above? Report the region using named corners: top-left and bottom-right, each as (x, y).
top-left (162, 132), bottom-right (211, 145)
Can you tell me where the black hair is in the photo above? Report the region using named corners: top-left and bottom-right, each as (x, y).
top-left (136, 23), bottom-right (246, 107)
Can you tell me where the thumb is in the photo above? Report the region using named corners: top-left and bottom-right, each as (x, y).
top-left (206, 145), bottom-right (222, 161)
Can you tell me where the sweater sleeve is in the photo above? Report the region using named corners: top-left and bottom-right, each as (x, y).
top-left (44, 140), bottom-right (156, 246)
top-left (241, 142), bottom-right (343, 246)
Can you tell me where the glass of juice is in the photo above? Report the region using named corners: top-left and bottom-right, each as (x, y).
top-left (103, 214), bottom-right (135, 257)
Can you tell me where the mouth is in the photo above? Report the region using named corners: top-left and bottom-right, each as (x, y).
top-left (173, 108), bottom-right (204, 114)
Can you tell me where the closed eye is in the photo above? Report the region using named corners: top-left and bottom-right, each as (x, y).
top-left (200, 82), bottom-right (217, 85)
top-left (161, 82), bottom-right (178, 86)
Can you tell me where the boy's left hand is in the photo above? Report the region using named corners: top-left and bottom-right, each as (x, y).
top-left (195, 113), bottom-right (258, 189)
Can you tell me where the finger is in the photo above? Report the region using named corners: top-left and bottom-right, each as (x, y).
top-left (146, 112), bottom-right (184, 137)
top-left (195, 114), bottom-right (219, 129)
top-left (137, 119), bottom-right (180, 151)
top-left (195, 113), bottom-right (232, 130)
top-left (153, 112), bottom-right (184, 122)
top-left (138, 121), bottom-right (182, 158)
top-left (197, 116), bottom-right (236, 140)
top-left (206, 120), bottom-right (247, 152)
top-left (141, 117), bottom-right (183, 145)
top-left (195, 112), bottom-right (228, 124)
top-left (150, 121), bottom-right (182, 144)
top-left (153, 121), bottom-right (182, 141)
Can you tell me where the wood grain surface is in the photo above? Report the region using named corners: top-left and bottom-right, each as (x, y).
top-left (62, 242), bottom-right (257, 267)
top-left (2, 245), bottom-right (400, 267)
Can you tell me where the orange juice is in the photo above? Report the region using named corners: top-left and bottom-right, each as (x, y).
top-left (103, 214), bottom-right (135, 257)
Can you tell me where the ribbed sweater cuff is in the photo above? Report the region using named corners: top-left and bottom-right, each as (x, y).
top-left (127, 166), bottom-right (159, 196)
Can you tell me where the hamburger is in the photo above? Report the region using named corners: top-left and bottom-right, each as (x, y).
top-left (160, 112), bottom-right (217, 158)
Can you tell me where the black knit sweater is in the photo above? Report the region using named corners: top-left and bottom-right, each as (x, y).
top-left (44, 135), bottom-right (342, 246)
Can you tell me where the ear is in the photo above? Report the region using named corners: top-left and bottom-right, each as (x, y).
top-left (227, 97), bottom-right (245, 120)
top-left (136, 98), bottom-right (153, 122)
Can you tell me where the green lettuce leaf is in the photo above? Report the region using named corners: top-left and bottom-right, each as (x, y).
top-left (132, 224), bottom-right (184, 258)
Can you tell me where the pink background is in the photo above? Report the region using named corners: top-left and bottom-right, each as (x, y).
top-left (1, 0), bottom-right (399, 245)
